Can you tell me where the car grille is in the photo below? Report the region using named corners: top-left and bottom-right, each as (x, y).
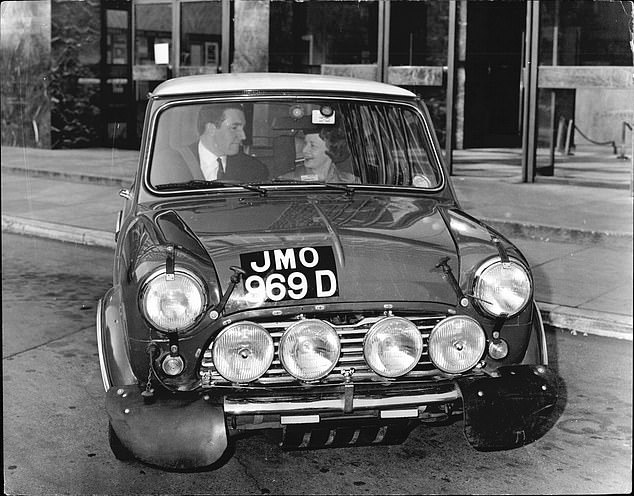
top-left (199, 314), bottom-right (445, 386)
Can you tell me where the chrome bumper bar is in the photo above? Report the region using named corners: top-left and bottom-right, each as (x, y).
top-left (223, 382), bottom-right (460, 416)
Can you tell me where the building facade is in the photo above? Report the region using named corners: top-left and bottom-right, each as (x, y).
top-left (2, 0), bottom-right (632, 165)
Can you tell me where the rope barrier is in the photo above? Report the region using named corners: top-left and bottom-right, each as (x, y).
top-left (572, 122), bottom-right (616, 149)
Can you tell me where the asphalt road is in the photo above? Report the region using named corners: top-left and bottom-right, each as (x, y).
top-left (2, 233), bottom-right (632, 495)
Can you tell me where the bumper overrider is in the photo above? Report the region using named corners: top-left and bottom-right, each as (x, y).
top-left (105, 365), bottom-right (558, 469)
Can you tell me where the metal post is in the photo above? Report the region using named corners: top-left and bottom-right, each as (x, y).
top-left (377, 1), bottom-right (384, 82)
top-left (377, 0), bottom-right (390, 82)
top-left (445, 0), bottom-right (457, 176)
top-left (221, 0), bottom-right (231, 73)
top-left (521, 1), bottom-right (540, 183)
top-left (173, 0), bottom-right (180, 77)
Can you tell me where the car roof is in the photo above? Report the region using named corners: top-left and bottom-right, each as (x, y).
top-left (152, 72), bottom-right (417, 99)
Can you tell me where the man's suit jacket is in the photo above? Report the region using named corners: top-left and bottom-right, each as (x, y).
top-left (153, 142), bottom-right (269, 185)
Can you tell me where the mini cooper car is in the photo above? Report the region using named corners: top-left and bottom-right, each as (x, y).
top-left (98, 73), bottom-right (557, 470)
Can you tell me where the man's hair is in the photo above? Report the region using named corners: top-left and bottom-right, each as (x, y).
top-left (197, 104), bottom-right (244, 135)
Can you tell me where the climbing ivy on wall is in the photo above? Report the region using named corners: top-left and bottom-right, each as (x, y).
top-left (49, 44), bottom-right (101, 148)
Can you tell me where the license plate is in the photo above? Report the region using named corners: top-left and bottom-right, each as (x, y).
top-left (239, 246), bottom-right (339, 302)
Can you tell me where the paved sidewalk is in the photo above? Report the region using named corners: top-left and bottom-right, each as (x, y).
top-left (2, 145), bottom-right (632, 340)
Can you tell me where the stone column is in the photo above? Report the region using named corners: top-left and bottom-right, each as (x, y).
top-left (232, 0), bottom-right (269, 73)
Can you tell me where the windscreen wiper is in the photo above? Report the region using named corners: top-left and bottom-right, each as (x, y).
top-left (271, 178), bottom-right (355, 197)
top-left (156, 179), bottom-right (267, 196)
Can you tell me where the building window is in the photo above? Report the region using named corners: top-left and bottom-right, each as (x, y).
top-left (134, 2), bottom-right (172, 66)
top-left (388, 0), bottom-right (448, 67)
top-left (540, 1), bottom-right (632, 66)
top-left (269, 0), bottom-right (379, 74)
top-left (180, 0), bottom-right (222, 75)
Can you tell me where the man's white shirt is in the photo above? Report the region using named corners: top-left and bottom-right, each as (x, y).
top-left (198, 142), bottom-right (226, 180)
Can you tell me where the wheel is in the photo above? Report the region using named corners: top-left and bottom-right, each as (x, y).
top-left (108, 422), bottom-right (134, 461)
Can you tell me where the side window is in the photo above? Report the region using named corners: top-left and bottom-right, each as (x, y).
top-left (339, 103), bottom-right (440, 188)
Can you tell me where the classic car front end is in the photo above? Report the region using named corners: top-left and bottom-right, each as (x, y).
top-left (98, 73), bottom-right (557, 470)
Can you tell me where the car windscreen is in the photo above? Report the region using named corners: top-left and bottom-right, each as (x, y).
top-left (147, 99), bottom-right (443, 191)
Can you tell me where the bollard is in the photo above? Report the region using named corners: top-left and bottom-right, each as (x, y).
top-left (564, 119), bottom-right (574, 156)
top-left (556, 116), bottom-right (567, 154)
top-left (617, 121), bottom-right (631, 160)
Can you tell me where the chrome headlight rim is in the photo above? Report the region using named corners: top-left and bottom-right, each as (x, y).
top-left (211, 321), bottom-right (275, 383)
top-left (472, 256), bottom-right (532, 318)
top-left (279, 319), bottom-right (341, 382)
top-left (140, 267), bottom-right (207, 333)
top-left (363, 316), bottom-right (424, 378)
top-left (428, 315), bottom-right (486, 374)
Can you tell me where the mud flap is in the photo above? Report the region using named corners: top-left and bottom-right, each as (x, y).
top-left (457, 365), bottom-right (558, 451)
top-left (106, 386), bottom-right (228, 470)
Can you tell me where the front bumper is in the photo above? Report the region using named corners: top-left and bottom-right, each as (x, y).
top-left (105, 364), bottom-right (558, 469)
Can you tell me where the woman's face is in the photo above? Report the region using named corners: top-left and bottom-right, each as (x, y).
top-left (302, 133), bottom-right (331, 171)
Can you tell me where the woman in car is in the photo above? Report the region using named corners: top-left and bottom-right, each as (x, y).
top-left (278, 125), bottom-right (360, 183)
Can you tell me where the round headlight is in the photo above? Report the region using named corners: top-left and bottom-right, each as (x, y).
top-left (279, 319), bottom-right (340, 381)
top-left (212, 322), bottom-right (274, 383)
top-left (428, 316), bottom-right (486, 374)
top-left (473, 259), bottom-right (531, 317)
top-left (141, 269), bottom-right (206, 332)
top-left (364, 317), bottom-right (423, 378)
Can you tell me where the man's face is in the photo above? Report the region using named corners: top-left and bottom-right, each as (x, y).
top-left (210, 108), bottom-right (246, 156)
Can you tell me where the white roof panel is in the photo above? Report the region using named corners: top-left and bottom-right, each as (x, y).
top-left (152, 72), bottom-right (416, 99)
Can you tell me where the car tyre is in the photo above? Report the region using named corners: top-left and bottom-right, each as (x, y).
top-left (108, 422), bottom-right (133, 460)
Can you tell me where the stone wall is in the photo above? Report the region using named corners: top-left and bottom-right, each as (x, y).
top-left (575, 89), bottom-right (634, 145)
top-left (1, 0), bottom-right (52, 148)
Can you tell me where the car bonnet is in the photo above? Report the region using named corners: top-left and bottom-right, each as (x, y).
top-left (146, 193), bottom-right (460, 311)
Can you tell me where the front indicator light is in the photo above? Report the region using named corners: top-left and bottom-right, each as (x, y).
top-left (473, 259), bottom-right (531, 317)
top-left (212, 322), bottom-right (274, 383)
top-left (279, 319), bottom-right (340, 381)
top-left (429, 316), bottom-right (486, 374)
top-left (141, 269), bottom-right (206, 332)
top-left (162, 355), bottom-right (185, 376)
top-left (364, 317), bottom-right (423, 377)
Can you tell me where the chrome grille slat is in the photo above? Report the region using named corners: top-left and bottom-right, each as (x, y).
top-left (200, 314), bottom-right (444, 386)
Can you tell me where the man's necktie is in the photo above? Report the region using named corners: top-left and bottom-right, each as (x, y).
top-left (216, 157), bottom-right (225, 180)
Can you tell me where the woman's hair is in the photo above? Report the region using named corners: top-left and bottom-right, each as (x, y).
top-left (316, 125), bottom-right (350, 163)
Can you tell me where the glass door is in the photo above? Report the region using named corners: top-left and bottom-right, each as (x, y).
top-left (102, 1), bottom-right (135, 147)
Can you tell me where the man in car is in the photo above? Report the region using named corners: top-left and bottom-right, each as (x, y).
top-left (161, 104), bottom-right (269, 184)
